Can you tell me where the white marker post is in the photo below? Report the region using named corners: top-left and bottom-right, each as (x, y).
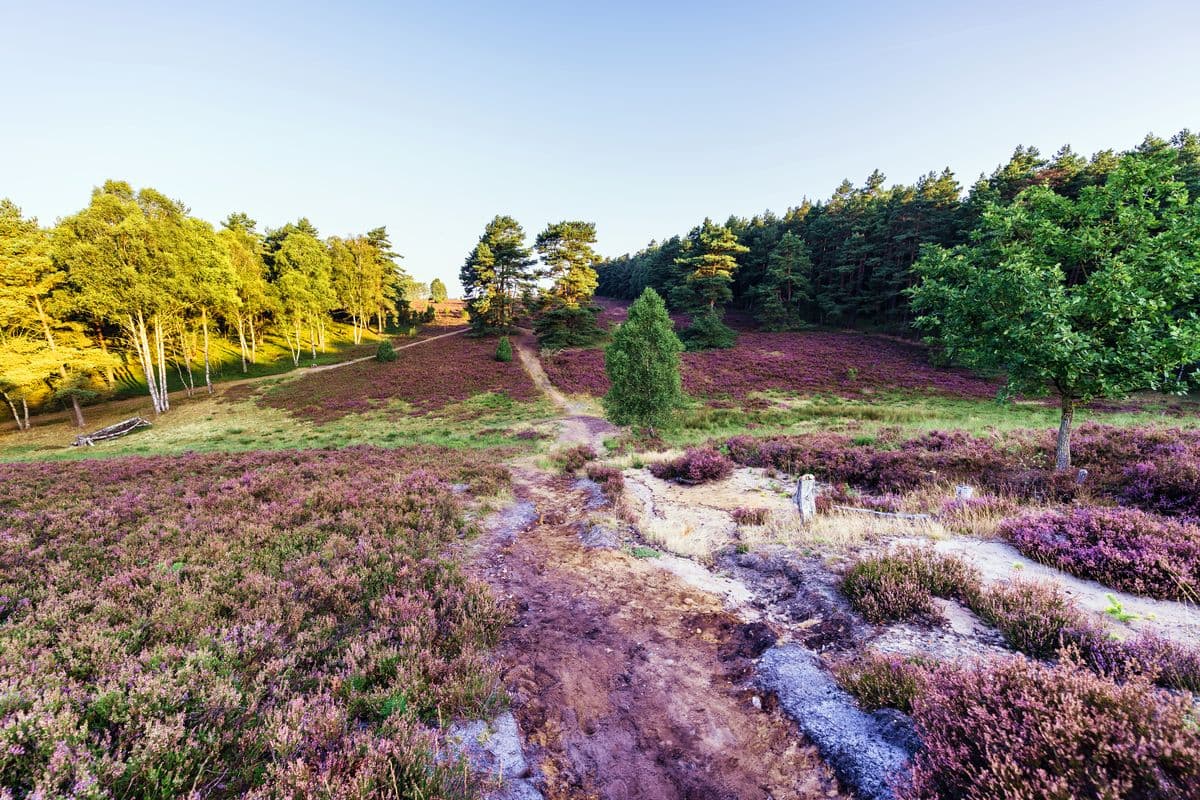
top-left (795, 474), bottom-right (817, 522)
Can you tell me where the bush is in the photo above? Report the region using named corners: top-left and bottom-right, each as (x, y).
top-left (731, 506), bottom-right (770, 526)
top-left (495, 335), bottom-right (513, 362)
top-left (970, 579), bottom-right (1092, 660)
top-left (833, 652), bottom-right (929, 714)
top-left (534, 304), bottom-right (605, 350)
top-left (603, 288), bottom-right (683, 428)
top-left (375, 341), bottom-right (398, 362)
top-left (840, 546), bottom-right (980, 624)
top-left (584, 463), bottom-right (625, 501)
top-left (1002, 507), bottom-right (1200, 601)
top-left (553, 444), bottom-right (596, 474)
top-left (1120, 457), bottom-right (1200, 520)
top-left (648, 447), bottom-right (734, 484)
top-left (903, 657), bottom-right (1200, 800)
top-left (679, 310), bottom-right (738, 351)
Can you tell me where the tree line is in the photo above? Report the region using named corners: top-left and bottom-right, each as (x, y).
top-left (459, 215), bottom-right (604, 349)
top-left (596, 131), bottom-right (1200, 336)
top-left (1, 180), bottom-right (425, 429)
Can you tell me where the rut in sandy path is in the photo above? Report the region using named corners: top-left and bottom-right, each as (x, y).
top-left (473, 471), bottom-right (846, 800)
top-left (466, 336), bottom-right (847, 799)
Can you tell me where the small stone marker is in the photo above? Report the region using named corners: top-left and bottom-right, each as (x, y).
top-left (1076, 468), bottom-right (1089, 484)
top-left (955, 484), bottom-right (974, 500)
top-left (795, 474), bottom-right (817, 522)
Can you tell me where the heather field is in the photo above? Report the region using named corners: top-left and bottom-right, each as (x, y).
top-left (541, 330), bottom-right (1003, 401)
top-left (0, 446), bottom-right (511, 798)
top-left (261, 333), bottom-right (540, 423)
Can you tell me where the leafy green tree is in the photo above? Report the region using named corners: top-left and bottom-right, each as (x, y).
top-left (672, 219), bottom-right (748, 349)
top-left (430, 278), bottom-right (449, 303)
top-left (219, 214), bottom-right (273, 370)
top-left (603, 288), bottom-right (683, 428)
top-left (272, 226), bottom-right (333, 365)
top-left (533, 220), bottom-right (604, 348)
top-left (910, 149), bottom-right (1200, 469)
top-left (460, 215), bottom-right (536, 332)
top-left (752, 232), bottom-right (812, 331)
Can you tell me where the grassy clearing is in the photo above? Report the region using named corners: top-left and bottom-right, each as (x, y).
top-left (0, 384), bottom-right (557, 462)
top-left (655, 392), bottom-right (1199, 448)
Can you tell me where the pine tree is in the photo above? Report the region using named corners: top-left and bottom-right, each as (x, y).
top-left (533, 220), bottom-right (604, 348)
top-left (460, 215), bottom-right (535, 333)
top-left (752, 232), bottom-right (812, 331)
top-left (671, 218), bottom-right (748, 349)
top-left (603, 288), bottom-right (683, 428)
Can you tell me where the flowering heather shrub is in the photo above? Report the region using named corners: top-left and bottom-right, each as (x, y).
top-left (0, 447), bottom-right (510, 798)
top-left (840, 546), bottom-right (980, 624)
top-left (1120, 457), bottom-right (1200, 520)
top-left (970, 579), bottom-right (1093, 660)
top-left (833, 652), bottom-right (930, 714)
top-left (540, 330), bottom-right (1001, 400)
top-left (553, 444), bottom-right (597, 473)
top-left (584, 463), bottom-right (625, 502)
top-left (262, 333), bottom-right (539, 422)
top-left (1002, 507), bottom-right (1200, 601)
top-left (970, 579), bottom-right (1200, 692)
top-left (725, 430), bottom-right (1039, 495)
top-left (731, 506), bottom-right (770, 526)
top-left (648, 447), bottom-right (734, 484)
top-left (902, 656), bottom-right (1200, 800)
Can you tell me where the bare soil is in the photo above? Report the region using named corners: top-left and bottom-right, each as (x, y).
top-left (471, 470), bottom-right (845, 800)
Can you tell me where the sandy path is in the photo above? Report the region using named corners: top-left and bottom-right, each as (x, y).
top-left (303, 327), bottom-right (468, 373)
top-left (462, 335), bottom-right (846, 799)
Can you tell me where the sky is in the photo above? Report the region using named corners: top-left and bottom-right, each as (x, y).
top-left (2, 0), bottom-right (1198, 293)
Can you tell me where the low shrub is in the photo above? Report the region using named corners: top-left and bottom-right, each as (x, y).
top-left (833, 652), bottom-right (929, 714)
top-left (903, 656), bottom-right (1200, 800)
top-left (495, 335), bottom-right (513, 362)
top-left (375, 341), bottom-right (398, 362)
top-left (585, 463), bottom-right (625, 501)
top-left (970, 579), bottom-right (1092, 660)
top-left (1120, 457), bottom-right (1200, 520)
top-left (1002, 507), bottom-right (1200, 601)
top-left (554, 444), bottom-right (597, 473)
top-left (840, 546), bottom-right (980, 624)
top-left (731, 506), bottom-right (770, 526)
top-left (970, 578), bottom-right (1200, 692)
top-left (648, 447), bottom-right (734, 484)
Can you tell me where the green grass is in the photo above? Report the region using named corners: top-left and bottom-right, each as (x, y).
top-left (1, 390), bottom-right (557, 462)
top-left (653, 392), bottom-right (1198, 448)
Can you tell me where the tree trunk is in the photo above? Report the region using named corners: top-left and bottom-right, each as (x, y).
top-left (70, 394), bottom-right (85, 428)
top-left (249, 317), bottom-right (258, 364)
top-left (155, 317), bottom-right (170, 412)
top-left (235, 315), bottom-right (249, 373)
top-left (1055, 396), bottom-right (1075, 471)
top-left (4, 392), bottom-right (25, 431)
top-left (132, 312), bottom-right (163, 414)
top-left (202, 308), bottom-right (213, 394)
top-left (97, 326), bottom-right (116, 387)
top-left (178, 329), bottom-right (195, 396)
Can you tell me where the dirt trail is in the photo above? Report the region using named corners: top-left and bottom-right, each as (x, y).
top-left (464, 336), bottom-right (846, 799)
top-left (304, 327), bottom-right (468, 373)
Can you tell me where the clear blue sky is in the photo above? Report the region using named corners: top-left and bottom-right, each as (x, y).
top-left (3, 0), bottom-right (1198, 293)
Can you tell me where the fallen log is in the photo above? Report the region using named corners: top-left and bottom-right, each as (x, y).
top-left (73, 416), bottom-right (152, 447)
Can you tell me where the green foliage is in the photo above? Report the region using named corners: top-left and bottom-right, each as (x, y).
top-left (533, 304), bottom-right (604, 349)
top-left (495, 335), bottom-right (513, 362)
top-left (679, 310), bottom-right (737, 351)
top-left (429, 278), bottom-right (448, 303)
top-left (752, 232), bottom-right (812, 331)
top-left (910, 149), bottom-right (1200, 466)
top-left (376, 341), bottom-right (398, 362)
top-left (603, 288), bottom-right (683, 428)
top-left (460, 215), bottom-right (536, 333)
top-left (671, 217), bottom-right (748, 315)
top-left (535, 221), bottom-right (600, 307)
